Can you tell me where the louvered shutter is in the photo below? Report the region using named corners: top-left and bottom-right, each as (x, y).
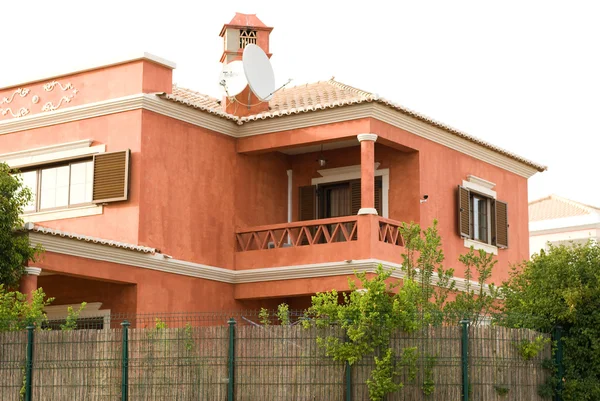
top-left (92, 150), bottom-right (130, 203)
top-left (458, 185), bottom-right (471, 238)
top-left (299, 185), bottom-right (316, 221)
top-left (495, 200), bottom-right (508, 248)
top-left (375, 177), bottom-right (383, 216)
top-left (350, 180), bottom-right (361, 215)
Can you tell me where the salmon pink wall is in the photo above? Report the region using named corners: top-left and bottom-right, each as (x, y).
top-left (0, 111), bottom-right (143, 244)
top-left (38, 275), bottom-right (137, 316)
top-left (36, 252), bottom-right (274, 314)
top-left (371, 119), bottom-right (530, 284)
top-left (0, 60), bottom-right (172, 122)
top-left (138, 111), bottom-right (289, 268)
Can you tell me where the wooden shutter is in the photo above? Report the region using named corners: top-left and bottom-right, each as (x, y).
top-left (495, 200), bottom-right (508, 248)
top-left (375, 177), bottom-right (383, 216)
top-left (458, 185), bottom-right (471, 238)
top-left (92, 150), bottom-right (130, 203)
top-left (299, 185), bottom-right (316, 221)
top-left (350, 180), bottom-right (361, 215)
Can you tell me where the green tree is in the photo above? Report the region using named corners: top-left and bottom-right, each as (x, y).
top-left (0, 285), bottom-right (53, 331)
top-left (445, 247), bottom-right (501, 326)
top-left (0, 162), bottom-right (43, 288)
top-left (501, 240), bottom-right (600, 401)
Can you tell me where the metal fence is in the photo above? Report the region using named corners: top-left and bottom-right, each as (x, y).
top-left (0, 311), bottom-right (559, 401)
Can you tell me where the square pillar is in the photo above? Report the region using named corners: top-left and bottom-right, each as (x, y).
top-left (20, 267), bottom-right (41, 301)
top-left (357, 133), bottom-right (378, 215)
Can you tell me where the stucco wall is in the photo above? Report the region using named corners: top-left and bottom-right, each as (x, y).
top-left (371, 119), bottom-right (530, 283)
top-left (138, 111), bottom-right (289, 268)
top-left (0, 111), bottom-right (143, 244)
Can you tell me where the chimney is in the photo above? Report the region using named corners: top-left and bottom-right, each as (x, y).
top-left (219, 13), bottom-right (273, 116)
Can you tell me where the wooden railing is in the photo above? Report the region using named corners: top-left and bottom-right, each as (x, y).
top-left (235, 216), bottom-right (358, 252)
top-left (378, 217), bottom-right (404, 246)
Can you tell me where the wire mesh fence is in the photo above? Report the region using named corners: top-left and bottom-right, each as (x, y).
top-left (0, 310), bottom-right (556, 401)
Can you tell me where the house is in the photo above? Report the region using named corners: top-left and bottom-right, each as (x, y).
top-left (0, 13), bottom-right (545, 324)
top-left (529, 195), bottom-right (600, 256)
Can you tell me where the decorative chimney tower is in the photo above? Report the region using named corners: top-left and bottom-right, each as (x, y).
top-left (219, 13), bottom-right (273, 116)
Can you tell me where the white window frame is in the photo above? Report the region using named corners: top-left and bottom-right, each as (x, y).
top-left (310, 163), bottom-right (389, 218)
top-left (1, 140), bottom-right (105, 223)
top-left (462, 176), bottom-right (499, 255)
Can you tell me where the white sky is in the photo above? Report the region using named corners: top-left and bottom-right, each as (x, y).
top-left (2, 0), bottom-right (599, 206)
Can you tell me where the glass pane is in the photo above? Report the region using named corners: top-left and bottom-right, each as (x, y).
top-left (20, 171), bottom-right (37, 212)
top-left (40, 166), bottom-right (69, 209)
top-left (473, 196), bottom-right (488, 242)
top-left (69, 161), bottom-right (93, 205)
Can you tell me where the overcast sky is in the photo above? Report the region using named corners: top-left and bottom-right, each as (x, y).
top-left (2, 0), bottom-right (598, 206)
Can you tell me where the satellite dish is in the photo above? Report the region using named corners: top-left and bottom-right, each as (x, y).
top-left (243, 44), bottom-right (275, 101)
top-left (218, 61), bottom-right (247, 97)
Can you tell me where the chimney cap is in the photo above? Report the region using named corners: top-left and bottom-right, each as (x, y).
top-left (219, 12), bottom-right (273, 37)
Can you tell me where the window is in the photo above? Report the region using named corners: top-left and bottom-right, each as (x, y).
top-left (458, 185), bottom-right (508, 248)
top-left (15, 149), bottom-right (130, 215)
top-left (299, 177), bottom-right (383, 220)
top-left (19, 160), bottom-right (94, 213)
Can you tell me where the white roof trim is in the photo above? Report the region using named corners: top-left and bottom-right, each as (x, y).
top-left (0, 52), bottom-right (176, 91)
top-left (29, 230), bottom-right (492, 293)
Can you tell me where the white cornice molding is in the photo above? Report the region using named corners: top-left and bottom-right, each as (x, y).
top-left (1, 94), bottom-right (538, 178)
top-left (0, 52), bottom-right (176, 91)
top-left (0, 94), bottom-right (145, 136)
top-left (28, 232), bottom-right (490, 293)
top-left (0, 139), bottom-right (92, 159)
top-left (3, 144), bottom-right (105, 169)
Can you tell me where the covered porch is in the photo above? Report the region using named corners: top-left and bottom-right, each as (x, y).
top-left (234, 130), bottom-right (421, 271)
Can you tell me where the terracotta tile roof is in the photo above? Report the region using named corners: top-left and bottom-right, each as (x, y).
top-left (25, 223), bottom-right (157, 254)
top-left (529, 195), bottom-right (600, 222)
top-left (159, 79), bottom-right (547, 172)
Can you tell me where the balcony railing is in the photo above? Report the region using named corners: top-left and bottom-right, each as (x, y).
top-left (378, 217), bottom-right (405, 246)
top-left (236, 216), bottom-right (406, 252)
top-left (235, 216), bottom-right (358, 252)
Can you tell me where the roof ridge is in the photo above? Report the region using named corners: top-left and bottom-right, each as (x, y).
top-left (326, 78), bottom-right (374, 99)
top-left (550, 194), bottom-right (600, 214)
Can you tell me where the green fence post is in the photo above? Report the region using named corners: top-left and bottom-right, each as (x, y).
top-left (460, 319), bottom-right (470, 401)
top-left (345, 360), bottom-right (352, 401)
top-left (24, 325), bottom-right (34, 401)
top-left (343, 328), bottom-right (352, 401)
top-left (553, 325), bottom-right (564, 401)
top-left (228, 318), bottom-right (236, 401)
top-left (121, 320), bottom-right (130, 401)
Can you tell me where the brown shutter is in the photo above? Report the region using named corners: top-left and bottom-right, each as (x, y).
top-left (375, 177), bottom-right (383, 216)
top-left (495, 200), bottom-right (508, 248)
top-left (92, 150), bottom-right (130, 203)
top-left (458, 185), bottom-right (471, 238)
top-left (299, 185), bottom-right (316, 221)
top-left (350, 180), bottom-right (361, 215)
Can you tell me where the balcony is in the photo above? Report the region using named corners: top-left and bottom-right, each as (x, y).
top-left (234, 215), bottom-right (405, 270)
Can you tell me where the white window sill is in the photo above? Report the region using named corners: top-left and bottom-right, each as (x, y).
top-left (464, 238), bottom-right (498, 255)
top-left (21, 204), bottom-right (103, 223)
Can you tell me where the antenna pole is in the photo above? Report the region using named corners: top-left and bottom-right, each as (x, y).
top-left (269, 78), bottom-right (293, 97)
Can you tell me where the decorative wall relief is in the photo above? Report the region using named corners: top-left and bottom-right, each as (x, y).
top-left (1, 88), bottom-right (30, 104)
top-left (0, 88), bottom-right (31, 118)
top-left (0, 107), bottom-right (30, 118)
top-left (0, 80), bottom-right (80, 119)
top-left (41, 80), bottom-right (79, 112)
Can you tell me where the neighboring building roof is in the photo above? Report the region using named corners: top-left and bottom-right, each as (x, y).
top-left (529, 194), bottom-right (600, 222)
top-left (25, 224), bottom-right (157, 254)
top-left (160, 79), bottom-right (547, 172)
